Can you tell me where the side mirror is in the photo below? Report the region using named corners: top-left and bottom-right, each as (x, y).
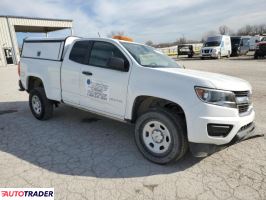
top-left (107, 57), bottom-right (128, 71)
top-left (255, 40), bottom-right (259, 43)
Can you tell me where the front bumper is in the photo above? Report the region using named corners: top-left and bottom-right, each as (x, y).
top-left (187, 100), bottom-right (255, 145)
top-left (201, 52), bottom-right (219, 58)
top-left (189, 122), bottom-right (256, 157)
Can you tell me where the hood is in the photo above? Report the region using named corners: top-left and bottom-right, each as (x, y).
top-left (154, 68), bottom-right (251, 91)
top-left (258, 41), bottom-right (266, 45)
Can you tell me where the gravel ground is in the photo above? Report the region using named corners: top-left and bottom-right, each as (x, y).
top-left (0, 56), bottom-right (265, 200)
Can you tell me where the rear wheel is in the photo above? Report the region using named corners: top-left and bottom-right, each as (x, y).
top-left (29, 87), bottom-right (53, 120)
top-left (135, 108), bottom-right (188, 164)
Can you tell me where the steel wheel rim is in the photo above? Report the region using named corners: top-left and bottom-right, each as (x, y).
top-left (142, 120), bottom-right (172, 154)
top-left (32, 95), bottom-right (42, 115)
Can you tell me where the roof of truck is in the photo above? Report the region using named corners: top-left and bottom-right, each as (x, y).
top-left (23, 36), bottom-right (145, 47)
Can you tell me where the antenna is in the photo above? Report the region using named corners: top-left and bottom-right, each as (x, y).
top-left (98, 32), bottom-right (101, 38)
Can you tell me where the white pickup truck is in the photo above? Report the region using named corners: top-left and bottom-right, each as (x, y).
top-left (19, 36), bottom-right (255, 164)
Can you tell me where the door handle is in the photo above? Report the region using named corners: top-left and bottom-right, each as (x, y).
top-left (82, 71), bottom-right (93, 76)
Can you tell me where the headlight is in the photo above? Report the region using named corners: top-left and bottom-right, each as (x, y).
top-left (195, 87), bottom-right (237, 108)
top-left (212, 49), bottom-right (217, 53)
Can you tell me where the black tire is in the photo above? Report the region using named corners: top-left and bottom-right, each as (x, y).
top-left (135, 108), bottom-right (188, 164)
top-left (254, 54), bottom-right (258, 59)
top-left (200, 57), bottom-right (204, 60)
top-left (29, 87), bottom-right (53, 120)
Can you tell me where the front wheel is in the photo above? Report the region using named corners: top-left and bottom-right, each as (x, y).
top-left (135, 108), bottom-right (188, 164)
top-left (29, 87), bottom-right (53, 120)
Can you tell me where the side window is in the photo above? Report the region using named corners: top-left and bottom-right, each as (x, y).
top-left (89, 41), bottom-right (129, 70)
top-left (69, 41), bottom-right (92, 64)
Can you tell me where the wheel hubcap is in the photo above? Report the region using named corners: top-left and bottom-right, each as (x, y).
top-left (32, 95), bottom-right (42, 115)
top-left (142, 121), bottom-right (171, 154)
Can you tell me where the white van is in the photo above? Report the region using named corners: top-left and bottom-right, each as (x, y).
top-left (201, 35), bottom-right (231, 59)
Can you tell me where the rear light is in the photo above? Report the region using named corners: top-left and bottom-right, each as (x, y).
top-left (18, 61), bottom-right (21, 76)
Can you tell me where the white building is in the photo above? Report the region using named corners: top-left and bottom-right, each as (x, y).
top-left (0, 15), bottom-right (73, 67)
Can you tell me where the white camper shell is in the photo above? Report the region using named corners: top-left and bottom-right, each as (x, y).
top-left (201, 35), bottom-right (231, 59)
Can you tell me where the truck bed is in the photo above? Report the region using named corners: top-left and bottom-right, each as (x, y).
top-left (20, 37), bottom-right (79, 101)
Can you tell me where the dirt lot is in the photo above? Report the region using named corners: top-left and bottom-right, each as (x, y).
top-left (0, 56), bottom-right (265, 200)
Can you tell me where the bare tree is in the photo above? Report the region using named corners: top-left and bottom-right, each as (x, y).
top-left (107, 31), bottom-right (125, 38)
top-left (219, 25), bottom-right (231, 35)
top-left (257, 24), bottom-right (266, 35)
top-left (177, 37), bottom-right (187, 44)
top-left (201, 30), bottom-right (217, 42)
top-left (145, 40), bottom-right (154, 46)
top-left (237, 25), bottom-right (253, 35)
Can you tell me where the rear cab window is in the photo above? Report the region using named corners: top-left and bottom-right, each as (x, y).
top-left (69, 41), bottom-right (92, 64)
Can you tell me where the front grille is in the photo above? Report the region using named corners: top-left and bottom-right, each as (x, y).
top-left (234, 90), bottom-right (249, 97)
top-left (233, 91), bottom-right (251, 114)
top-left (238, 104), bottom-right (249, 113)
top-left (204, 50), bottom-right (209, 53)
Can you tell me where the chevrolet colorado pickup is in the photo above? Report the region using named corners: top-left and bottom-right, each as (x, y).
top-left (19, 36), bottom-right (255, 164)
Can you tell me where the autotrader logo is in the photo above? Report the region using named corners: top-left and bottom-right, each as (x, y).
top-left (0, 188), bottom-right (54, 200)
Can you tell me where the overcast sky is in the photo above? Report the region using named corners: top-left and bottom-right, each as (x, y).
top-left (1, 0), bottom-right (266, 44)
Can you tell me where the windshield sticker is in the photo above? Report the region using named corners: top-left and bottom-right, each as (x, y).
top-left (86, 79), bottom-right (109, 101)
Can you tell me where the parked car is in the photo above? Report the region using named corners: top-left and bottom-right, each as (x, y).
top-left (254, 36), bottom-right (266, 59)
top-left (249, 35), bottom-right (263, 51)
top-left (201, 35), bottom-right (231, 59)
top-left (177, 43), bottom-right (203, 58)
top-left (19, 36), bottom-right (255, 164)
top-left (230, 36), bottom-right (250, 56)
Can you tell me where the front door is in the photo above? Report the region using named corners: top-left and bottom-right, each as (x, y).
top-left (79, 41), bottom-right (130, 118)
top-left (61, 41), bottom-right (93, 105)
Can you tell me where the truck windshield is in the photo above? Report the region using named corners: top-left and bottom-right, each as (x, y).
top-left (121, 42), bottom-right (180, 68)
top-left (261, 37), bottom-right (266, 42)
top-left (204, 41), bottom-right (221, 47)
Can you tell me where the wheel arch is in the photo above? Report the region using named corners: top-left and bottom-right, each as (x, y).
top-left (26, 76), bottom-right (45, 92)
top-left (130, 95), bottom-right (187, 130)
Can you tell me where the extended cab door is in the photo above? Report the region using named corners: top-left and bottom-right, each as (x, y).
top-left (61, 41), bottom-right (92, 105)
top-left (79, 40), bottom-right (131, 118)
